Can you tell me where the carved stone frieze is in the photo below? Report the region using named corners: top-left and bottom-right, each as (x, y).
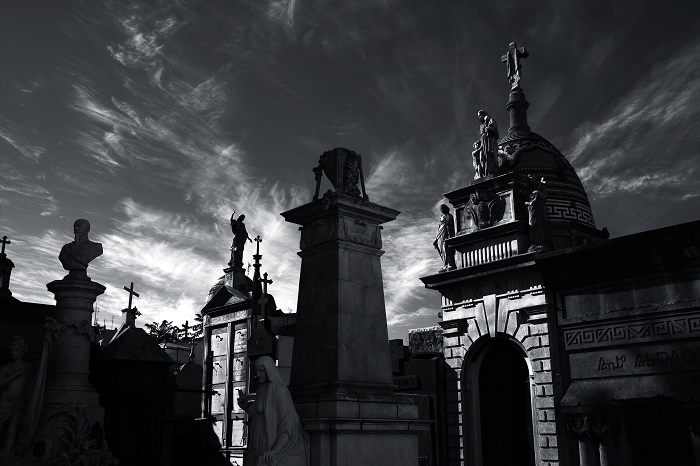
top-left (339, 216), bottom-right (382, 248)
top-left (463, 189), bottom-right (506, 232)
top-left (299, 215), bottom-right (382, 249)
top-left (564, 312), bottom-right (700, 350)
top-left (300, 218), bottom-right (338, 249)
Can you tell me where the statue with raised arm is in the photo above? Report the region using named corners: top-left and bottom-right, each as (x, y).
top-left (472, 110), bottom-right (499, 180)
top-left (58, 219), bottom-right (103, 277)
top-left (237, 356), bottom-right (309, 466)
top-left (230, 212), bottom-right (252, 268)
top-left (433, 204), bottom-right (456, 271)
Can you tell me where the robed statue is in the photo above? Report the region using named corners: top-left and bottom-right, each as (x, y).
top-left (472, 110), bottom-right (499, 180)
top-left (58, 219), bottom-right (103, 277)
top-left (230, 212), bottom-right (252, 268)
top-left (237, 356), bottom-right (310, 466)
top-left (433, 204), bottom-right (456, 271)
top-left (526, 177), bottom-right (553, 253)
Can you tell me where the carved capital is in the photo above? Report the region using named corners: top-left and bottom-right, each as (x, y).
top-left (565, 413), bottom-right (614, 440)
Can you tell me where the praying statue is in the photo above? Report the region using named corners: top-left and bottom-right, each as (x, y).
top-left (230, 211), bottom-right (252, 268)
top-left (472, 110), bottom-right (499, 180)
top-left (58, 219), bottom-right (103, 276)
top-left (433, 204), bottom-right (456, 271)
top-left (237, 356), bottom-right (309, 466)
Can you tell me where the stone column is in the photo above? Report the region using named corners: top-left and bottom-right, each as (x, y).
top-left (38, 273), bottom-right (109, 460)
top-left (282, 192), bottom-right (427, 466)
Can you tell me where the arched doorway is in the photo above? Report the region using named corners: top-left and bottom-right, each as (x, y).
top-left (463, 338), bottom-right (535, 466)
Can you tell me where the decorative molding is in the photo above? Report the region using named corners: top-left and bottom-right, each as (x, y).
top-left (438, 319), bottom-right (468, 335)
top-left (565, 414), bottom-right (614, 440)
top-left (547, 202), bottom-right (595, 228)
top-left (44, 317), bottom-right (95, 340)
top-left (564, 313), bottom-right (700, 350)
top-left (461, 241), bottom-right (514, 267)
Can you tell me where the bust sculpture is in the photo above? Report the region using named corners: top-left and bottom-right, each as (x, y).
top-left (237, 356), bottom-right (309, 466)
top-left (58, 219), bottom-right (103, 276)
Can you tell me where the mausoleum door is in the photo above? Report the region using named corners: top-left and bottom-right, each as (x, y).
top-left (476, 340), bottom-right (535, 466)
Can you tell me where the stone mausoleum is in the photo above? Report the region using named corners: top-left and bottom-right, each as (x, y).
top-left (420, 43), bottom-right (700, 466)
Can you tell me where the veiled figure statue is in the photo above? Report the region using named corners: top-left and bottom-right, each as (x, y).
top-left (433, 204), bottom-right (456, 271)
top-left (526, 177), bottom-right (553, 253)
top-left (472, 110), bottom-right (499, 180)
top-left (237, 356), bottom-right (309, 466)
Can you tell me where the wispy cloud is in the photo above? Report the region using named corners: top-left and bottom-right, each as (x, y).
top-left (565, 41), bottom-right (700, 200)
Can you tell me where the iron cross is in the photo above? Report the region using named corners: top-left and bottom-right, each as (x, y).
top-left (123, 281), bottom-right (140, 310)
top-left (501, 42), bottom-right (529, 87)
top-left (0, 236), bottom-right (10, 254)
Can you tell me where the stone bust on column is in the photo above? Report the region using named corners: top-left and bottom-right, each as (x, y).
top-left (58, 219), bottom-right (103, 278)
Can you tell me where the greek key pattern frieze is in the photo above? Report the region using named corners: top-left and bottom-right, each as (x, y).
top-left (564, 314), bottom-right (700, 350)
top-left (547, 204), bottom-right (595, 227)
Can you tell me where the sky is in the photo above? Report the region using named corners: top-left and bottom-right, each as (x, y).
top-left (1, 0), bottom-right (699, 341)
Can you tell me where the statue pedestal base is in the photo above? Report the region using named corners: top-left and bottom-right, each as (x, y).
top-left (24, 275), bottom-right (116, 464)
top-left (282, 193), bottom-right (428, 466)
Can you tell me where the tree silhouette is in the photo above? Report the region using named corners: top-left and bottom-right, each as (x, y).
top-left (144, 320), bottom-right (179, 345)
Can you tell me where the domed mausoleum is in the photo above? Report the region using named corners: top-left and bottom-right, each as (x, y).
top-left (421, 42), bottom-right (700, 466)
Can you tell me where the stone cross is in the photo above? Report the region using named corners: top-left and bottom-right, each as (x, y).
top-left (123, 281), bottom-right (140, 310)
top-left (501, 42), bottom-right (529, 88)
top-left (182, 320), bottom-right (190, 339)
top-left (0, 236), bottom-right (10, 254)
top-left (259, 272), bottom-right (273, 319)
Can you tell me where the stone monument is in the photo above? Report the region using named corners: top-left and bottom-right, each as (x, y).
top-left (282, 148), bottom-right (426, 466)
top-left (38, 219), bottom-right (115, 464)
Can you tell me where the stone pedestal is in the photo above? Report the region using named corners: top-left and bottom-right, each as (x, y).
top-left (282, 192), bottom-right (426, 466)
top-left (32, 273), bottom-right (112, 463)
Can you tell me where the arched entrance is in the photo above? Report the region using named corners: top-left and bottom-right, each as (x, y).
top-left (463, 337), bottom-right (535, 466)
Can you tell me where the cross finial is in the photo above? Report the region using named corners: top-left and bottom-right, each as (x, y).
top-left (123, 281), bottom-right (140, 310)
top-left (1, 236), bottom-right (10, 255)
top-left (259, 272), bottom-right (274, 319)
top-left (501, 42), bottom-right (529, 88)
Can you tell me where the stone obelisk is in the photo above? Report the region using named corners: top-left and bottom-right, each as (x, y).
top-left (281, 148), bottom-right (425, 466)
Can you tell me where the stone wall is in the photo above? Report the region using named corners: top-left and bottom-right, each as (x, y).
top-left (440, 271), bottom-right (560, 466)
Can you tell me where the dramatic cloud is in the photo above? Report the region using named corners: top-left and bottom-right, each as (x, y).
top-left (2, 0), bottom-right (698, 342)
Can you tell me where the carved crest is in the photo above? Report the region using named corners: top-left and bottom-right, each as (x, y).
top-left (466, 189), bottom-right (506, 230)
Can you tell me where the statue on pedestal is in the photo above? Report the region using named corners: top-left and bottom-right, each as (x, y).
top-left (526, 177), bottom-right (553, 253)
top-left (237, 356), bottom-right (309, 466)
top-left (472, 110), bottom-right (499, 180)
top-left (433, 204), bottom-right (456, 271)
top-left (58, 219), bottom-right (103, 277)
top-left (230, 212), bottom-right (252, 268)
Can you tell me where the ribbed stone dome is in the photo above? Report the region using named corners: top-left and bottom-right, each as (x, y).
top-left (498, 130), bottom-right (596, 230)
top-left (494, 84), bottom-right (604, 246)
